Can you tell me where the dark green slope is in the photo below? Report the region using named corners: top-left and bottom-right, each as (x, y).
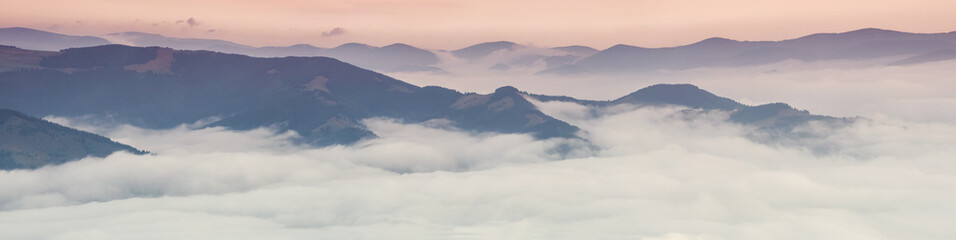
top-left (0, 109), bottom-right (146, 170)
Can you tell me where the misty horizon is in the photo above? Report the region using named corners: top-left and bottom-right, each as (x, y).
top-left (3, 25), bottom-right (956, 51)
top-left (3, 0), bottom-right (954, 50)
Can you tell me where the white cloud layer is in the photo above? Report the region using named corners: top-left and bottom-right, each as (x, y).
top-left (2, 97), bottom-right (955, 239)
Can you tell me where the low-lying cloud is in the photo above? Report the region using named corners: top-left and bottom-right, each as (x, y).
top-left (1, 101), bottom-right (954, 239)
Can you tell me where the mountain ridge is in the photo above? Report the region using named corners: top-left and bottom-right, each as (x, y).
top-left (0, 45), bottom-right (844, 148)
top-left (5, 27), bottom-right (954, 75)
top-left (561, 28), bottom-right (956, 74)
top-left (0, 27), bottom-right (111, 51)
top-left (0, 108), bottom-right (146, 170)
top-left (0, 45), bottom-right (580, 146)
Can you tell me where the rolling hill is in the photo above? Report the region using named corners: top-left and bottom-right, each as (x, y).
top-left (0, 108), bottom-right (146, 170)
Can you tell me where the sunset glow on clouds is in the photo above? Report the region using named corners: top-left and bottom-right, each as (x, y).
top-left (2, 0), bottom-right (954, 49)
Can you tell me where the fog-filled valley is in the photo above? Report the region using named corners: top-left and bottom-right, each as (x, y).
top-left (3, 95), bottom-right (955, 239)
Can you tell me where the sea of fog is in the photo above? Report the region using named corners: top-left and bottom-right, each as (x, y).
top-left (2, 60), bottom-right (955, 240)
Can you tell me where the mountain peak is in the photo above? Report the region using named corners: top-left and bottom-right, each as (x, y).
top-left (553, 45), bottom-right (597, 51)
top-left (794, 27), bottom-right (916, 42)
top-left (632, 84), bottom-right (705, 96)
top-left (690, 37), bottom-right (739, 47)
top-left (604, 44), bottom-right (646, 52)
top-left (474, 41), bottom-right (518, 47)
top-left (382, 43), bottom-right (416, 49)
top-left (452, 41), bottom-right (521, 60)
top-left (493, 86), bottom-right (521, 95)
top-left (333, 42), bottom-right (373, 50)
top-left (839, 28), bottom-right (913, 38)
top-left (844, 27), bottom-right (899, 34)
top-left (614, 84), bottom-right (744, 110)
top-left (644, 83), bottom-right (699, 90)
top-left (285, 43), bottom-right (321, 49)
top-left (551, 45), bottom-right (599, 56)
top-left (107, 31), bottom-right (165, 38)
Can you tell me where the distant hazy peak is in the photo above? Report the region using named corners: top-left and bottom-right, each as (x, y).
top-left (552, 45), bottom-right (597, 51)
top-left (0, 27), bottom-right (111, 51)
top-left (333, 42), bottom-right (374, 50)
top-left (382, 43), bottom-right (416, 49)
top-left (551, 45), bottom-right (599, 56)
top-left (841, 28), bottom-right (912, 36)
top-left (265, 44), bottom-right (325, 51)
top-left (461, 41), bottom-right (519, 49)
top-left (106, 31), bottom-right (165, 38)
top-left (602, 44), bottom-right (646, 51)
top-left (0, 27), bottom-right (98, 37)
top-left (452, 41), bottom-right (521, 60)
top-left (0, 27), bottom-right (50, 34)
top-left (791, 28), bottom-right (923, 42)
top-left (688, 37), bottom-right (741, 47)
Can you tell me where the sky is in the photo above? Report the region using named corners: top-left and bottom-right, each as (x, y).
top-left (2, 0), bottom-right (955, 49)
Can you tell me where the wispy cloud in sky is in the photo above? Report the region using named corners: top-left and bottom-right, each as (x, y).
top-left (174, 17), bottom-right (200, 27)
top-left (321, 27), bottom-right (347, 37)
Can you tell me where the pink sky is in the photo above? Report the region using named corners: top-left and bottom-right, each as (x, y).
top-left (2, 0), bottom-right (955, 49)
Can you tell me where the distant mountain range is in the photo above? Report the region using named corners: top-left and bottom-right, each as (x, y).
top-left (449, 41), bottom-right (599, 70)
top-left (0, 45), bottom-right (843, 151)
top-left (2, 27), bottom-right (955, 75)
top-left (102, 31), bottom-right (443, 73)
top-left (0, 27), bottom-right (110, 51)
top-left (559, 28), bottom-right (956, 74)
top-left (0, 108), bottom-right (145, 170)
